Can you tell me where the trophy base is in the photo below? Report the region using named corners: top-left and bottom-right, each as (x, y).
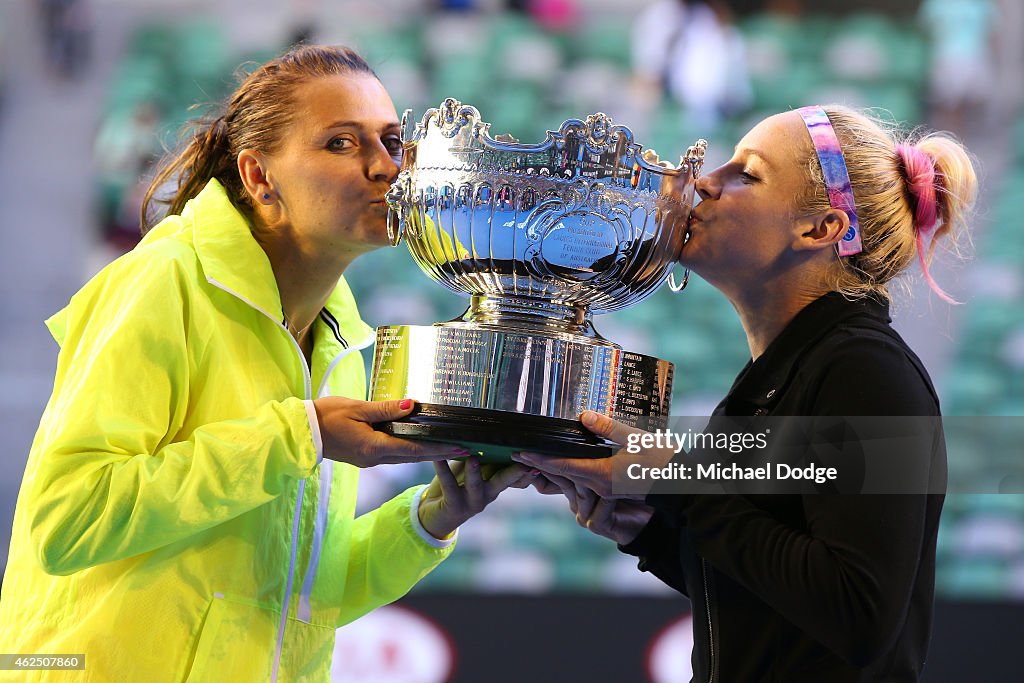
top-left (375, 403), bottom-right (616, 464)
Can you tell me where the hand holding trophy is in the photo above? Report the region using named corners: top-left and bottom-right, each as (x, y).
top-left (371, 98), bottom-right (706, 461)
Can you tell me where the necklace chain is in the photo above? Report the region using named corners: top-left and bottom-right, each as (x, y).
top-left (284, 316), bottom-right (314, 339)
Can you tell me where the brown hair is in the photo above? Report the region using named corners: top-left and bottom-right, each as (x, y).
top-left (797, 105), bottom-right (978, 302)
top-left (140, 44), bottom-right (377, 233)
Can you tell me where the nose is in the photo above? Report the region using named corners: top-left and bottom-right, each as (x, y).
top-left (367, 141), bottom-right (400, 183)
top-left (695, 170), bottom-right (720, 201)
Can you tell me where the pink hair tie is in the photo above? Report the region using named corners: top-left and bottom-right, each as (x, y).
top-left (896, 143), bottom-right (958, 304)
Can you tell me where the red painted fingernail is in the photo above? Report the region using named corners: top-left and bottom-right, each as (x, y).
top-left (399, 398), bottom-right (413, 410)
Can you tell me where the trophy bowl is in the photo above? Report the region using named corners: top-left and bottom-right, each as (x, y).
top-left (371, 98), bottom-right (706, 460)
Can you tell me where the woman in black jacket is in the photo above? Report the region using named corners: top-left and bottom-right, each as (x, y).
top-left (514, 104), bottom-right (978, 682)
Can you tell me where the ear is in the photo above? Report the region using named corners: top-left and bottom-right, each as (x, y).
top-left (792, 209), bottom-right (849, 253)
top-left (237, 149), bottom-right (274, 205)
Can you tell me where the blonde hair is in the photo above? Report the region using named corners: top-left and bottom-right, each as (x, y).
top-left (796, 105), bottom-right (978, 302)
top-left (141, 45), bottom-right (377, 233)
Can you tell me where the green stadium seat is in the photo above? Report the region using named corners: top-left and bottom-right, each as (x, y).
top-left (568, 18), bottom-right (631, 69)
top-left (938, 557), bottom-right (1010, 597)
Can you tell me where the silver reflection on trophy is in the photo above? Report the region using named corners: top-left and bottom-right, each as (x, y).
top-left (371, 98), bottom-right (706, 457)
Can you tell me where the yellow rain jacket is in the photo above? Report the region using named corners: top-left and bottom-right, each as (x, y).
top-left (0, 180), bottom-right (454, 682)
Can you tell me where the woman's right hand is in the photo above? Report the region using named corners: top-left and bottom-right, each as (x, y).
top-left (532, 473), bottom-right (654, 546)
top-left (312, 397), bottom-right (470, 467)
top-left (511, 411), bottom-right (675, 501)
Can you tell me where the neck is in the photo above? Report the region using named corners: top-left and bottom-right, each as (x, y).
top-left (254, 229), bottom-right (357, 341)
top-left (722, 272), bottom-right (832, 362)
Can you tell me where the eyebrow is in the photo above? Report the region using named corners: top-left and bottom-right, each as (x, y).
top-left (325, 120), bottom-right (401, 132)
top-left (734, 148), bottom-right (774, 169)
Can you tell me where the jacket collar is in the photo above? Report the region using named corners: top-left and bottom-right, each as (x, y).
top-left (724, 292), bottom-right (891, 412)
top-left (185, 179), bottom-right (285, 321)
top-left (184, 179), bottom-right (374, 346)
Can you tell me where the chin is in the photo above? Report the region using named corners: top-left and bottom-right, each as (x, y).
top-left (368, 226), bottom-right (393, 247)
top-left (677, 241), bottom-right (703, 269)
top-left (358, 217), bottom-right (393, 247)
top-left (353, 237), bottom-right (388, 254)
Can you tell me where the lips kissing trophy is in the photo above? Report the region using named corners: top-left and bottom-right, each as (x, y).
top-left (371, 98), bottom-right (706, 460)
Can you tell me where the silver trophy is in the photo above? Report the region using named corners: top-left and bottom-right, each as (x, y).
top-left (371, 98), bottom-right (706, 459)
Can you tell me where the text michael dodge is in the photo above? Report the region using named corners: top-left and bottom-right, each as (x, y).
top-left (626, 461), bottom-right (839, 484)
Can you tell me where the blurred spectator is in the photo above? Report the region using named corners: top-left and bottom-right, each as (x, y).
top-left (435, 0), bottom-right (479, 12)
top-left (628, 0), bottom-right (686, 137)
top-left (672, 0), bottom-right (751, 129)
top-left (764, 0), bottom-right (804, 19)
top-left (918, 0), bottom-right (998, 134)
top-left (288, 22), bottom-right (318, 47)
top-left (93, 100), bottom-right (161, 249)
top-left (526, 0), bottom-right (580, 33)
top-left (35, 0), bottom-right (91, 80)
top-left (629, 0), bottom-right (751, 134)
top-left (288, 0), bottom-right (319, 45)
top-left (93, 101), bottom-right (161, 181)
top-left (105, 168), bottom-right (151, 253)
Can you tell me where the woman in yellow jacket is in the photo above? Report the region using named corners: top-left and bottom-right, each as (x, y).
top-left (0, 45), bottom-right (534, 682)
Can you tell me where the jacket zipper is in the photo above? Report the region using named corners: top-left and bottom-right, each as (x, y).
top-left (702, 404), bottom-right (764, 681)
top-left (699, 407), bottom-right (760, 682)
top-left (298, 333), bottom-right (374, 621)
top-left (206, 278), bottom-right (311, 683)
top-left (267, 322), bottom-right (311, 683)
top-left (702, 558), bottom-right (716, 683)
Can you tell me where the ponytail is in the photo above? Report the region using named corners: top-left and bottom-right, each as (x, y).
top-left (140, 113), bottom-right (234, 234)
top-left (912, 133), bottom-right (978, 255)
top-left (895, 134), bottom-right (978, 304)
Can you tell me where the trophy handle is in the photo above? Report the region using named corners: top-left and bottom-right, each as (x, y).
top-left (385, 109), bottom-right (422, 247)
top-left (386, 205), bottom-right (404, 247)
top-left (667, 268), bottom-right (690, 292)
top-left (385, 169), bottom-right (412, 247)
top-left (400, 107), bottom-right (417, 143)
top-left (666, 140), bottom-right (706, 294)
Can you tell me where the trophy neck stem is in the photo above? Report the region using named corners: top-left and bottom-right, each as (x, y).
top-left (451, 295), bottom-right (611, 343)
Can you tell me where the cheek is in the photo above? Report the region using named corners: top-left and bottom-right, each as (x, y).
top-left (712, 218), bottom-right (776, 264)
top-left (312, 186), bottom-right (358, 222)
top-left (336, 183), bottom-right (365, 209)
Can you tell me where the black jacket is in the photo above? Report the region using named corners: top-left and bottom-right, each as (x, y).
top-left (622, 292), bottom-right (946, 682)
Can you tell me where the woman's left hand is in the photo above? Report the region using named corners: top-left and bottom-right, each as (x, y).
top-left (417, 458), bottom-right (536, 540)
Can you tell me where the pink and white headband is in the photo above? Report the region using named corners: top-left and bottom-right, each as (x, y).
top-left (796, 105), bottom-right (863, 257)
